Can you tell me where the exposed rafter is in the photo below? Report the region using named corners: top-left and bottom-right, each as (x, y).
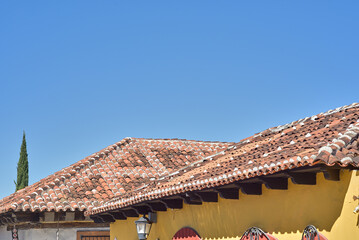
top-left (260, 177), bottom-right (288, 190)
top-left (160, 199), bottom-right (183, 209)
top-left (237, 183), bottom-right (262, 195)
top-left (90, 215), bottom-right (105, 224)
top-left (323, 168), bottom-right (340, 181)
top-left (145, 202), bottom-right (167, 212)
top-left (216, 188), bottom-right (239, 199)
top-left (122, 209), bottom-right (139, 218)
top-left (132, 205), bottom-right (152, 215)
top-left (181, 193), bottom-right (202, 205)
top-left (288, 172), bottom-right (316, 185)
top-left (108, 211), bottom-right (126, 220)
top-left (195, 192), bottom-right (218, 202)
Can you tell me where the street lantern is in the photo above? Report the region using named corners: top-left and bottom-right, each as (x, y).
top-left (135, 216), bottom-right (152, 240)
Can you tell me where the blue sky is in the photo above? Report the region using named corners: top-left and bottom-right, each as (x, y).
top-left (0, 1), bottom-right (358, 198)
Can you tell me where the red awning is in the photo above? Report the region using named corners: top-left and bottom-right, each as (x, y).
top-left (172, 227), bottom-right (201, 240)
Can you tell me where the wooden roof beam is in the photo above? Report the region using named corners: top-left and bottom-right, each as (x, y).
top-left (160, 198), bottom-right (183, 209)
top-left (260, 177), bottom-right (288, 190)
top-left (236, 183), bottom-right (262, 195)
top-left (122, 209), bottom-right (139, 218)
top-left (322, 168), bottom-right (340, 181)
top-left (288, 172), bottom-right (316, 185)
top-left (180, 193), bottom-right (202, 205)
top-left (90, 215), bottom-right (105, 224)
top-left (215, 187), bottom-right (239, 199)
top-left (132, 205), bottom-right (152, 215)
top-left (108, 211), bottom-right (126, 220)
top-left (194, 192), bottom-right (218, 202)
top-left (145, 202), bottom-right (167, 211)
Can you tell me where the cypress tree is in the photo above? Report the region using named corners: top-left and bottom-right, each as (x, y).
top-left (15, 132), bottom-right (29, 191)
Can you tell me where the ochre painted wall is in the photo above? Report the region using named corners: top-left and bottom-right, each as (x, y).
top-left (111, 170), bottom-right (359, 240)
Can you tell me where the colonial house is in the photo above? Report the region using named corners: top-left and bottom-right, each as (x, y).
top-left (87, 103), bottom-right (359, 240)
top-left (0, 138), bottom-right (231, 239)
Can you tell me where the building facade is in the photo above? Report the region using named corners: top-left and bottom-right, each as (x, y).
top-left (109, 170), bottom-right (358, 239)
top-left (88, 103), bottom-right (359, 240)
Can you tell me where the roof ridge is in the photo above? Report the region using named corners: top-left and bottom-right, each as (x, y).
top-left (129, 137), bottom-right (234, 144)
top-left (239, 102), bottom-right (359, 143)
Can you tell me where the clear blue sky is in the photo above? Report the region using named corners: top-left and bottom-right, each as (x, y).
top-left (0, 1), bottom-right (358, 198)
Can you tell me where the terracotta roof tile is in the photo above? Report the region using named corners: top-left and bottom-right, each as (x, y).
top-left (88, 103), bottom-right (359, 215)
top-left (0, 138), bottom-right (231, 214)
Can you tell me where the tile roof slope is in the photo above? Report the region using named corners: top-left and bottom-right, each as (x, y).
top-left (0, 138), bottom-right (232, 214)
top-left (89, 103), bottom-right (359, 215)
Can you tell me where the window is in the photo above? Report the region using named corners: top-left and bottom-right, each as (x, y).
top-left (302, 225), bottom-right (328, 240)
top-left (77, 231), bottom-right (110, 240)
top-left (240, 227), bottom-right (278, 240)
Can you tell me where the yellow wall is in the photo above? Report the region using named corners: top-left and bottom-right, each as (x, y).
top-left (111, 170), bottom-right (359, 240)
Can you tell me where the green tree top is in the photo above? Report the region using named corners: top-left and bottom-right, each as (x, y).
top-left (15, 132), bottom-right (29, 191)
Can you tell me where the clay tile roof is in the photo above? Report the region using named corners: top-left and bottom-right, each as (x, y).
top-left (0, 138), bottom-right (232, 214)
top-left (87, 103), bottom-right (359, 215)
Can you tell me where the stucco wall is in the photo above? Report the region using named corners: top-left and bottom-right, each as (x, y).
top-left (20, 228), bottom-right (78, 240)
top-left (0, 226), bottom-right (109, 240)
top-left (0, 226), bottom-right (10, 239)
top-left (111, 170), bottom-right (359, 240)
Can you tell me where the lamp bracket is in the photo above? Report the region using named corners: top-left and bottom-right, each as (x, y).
top-left (148, 212), bottom-right (157, 223)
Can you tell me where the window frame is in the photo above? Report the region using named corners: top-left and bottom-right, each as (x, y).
top-left (76, 230), bottom-right (110, 240)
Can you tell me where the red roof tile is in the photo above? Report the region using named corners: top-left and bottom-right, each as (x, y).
top-left (88, 103), bottom-right (359, 215)
top-left (0, 138), bottom-right (232, 214)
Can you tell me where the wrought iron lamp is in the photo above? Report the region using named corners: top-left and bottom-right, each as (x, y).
top-left (135, 215), bottom-right (153, 240)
